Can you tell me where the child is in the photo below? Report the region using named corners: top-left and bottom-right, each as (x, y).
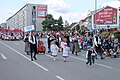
top-left (63, 43), bottom-right (69, 62)
top-left (91, 48), bottom-right (97, 64)
top-left (51, 40), bottom-right (59, 61)
top-left (86, 48), bottom-right (92, 65)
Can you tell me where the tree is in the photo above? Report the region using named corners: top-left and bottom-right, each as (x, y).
top-left (63, 20), bottom-right (70, 31)
top-left (64, 20), bottom-right (69, 27)
top-left (58, 16), bottom-right (63, 29)
top-left (42, 14), bottom-right (64, 31)
top-left (42, 14), bottom-right (54, 31)
top-left (114, 31), bottom-right (120, 41)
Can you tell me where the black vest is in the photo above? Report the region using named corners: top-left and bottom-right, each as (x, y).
top-left (31, 35), bottom-right (37, 45)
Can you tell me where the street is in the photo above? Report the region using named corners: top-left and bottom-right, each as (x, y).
top-left (0, 38), bottom-right (120, 80)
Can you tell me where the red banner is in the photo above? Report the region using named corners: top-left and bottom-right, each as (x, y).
top-left (94, 6), bottom-right (117, 25)
top-left (37, 5), bottom-right (47, 18)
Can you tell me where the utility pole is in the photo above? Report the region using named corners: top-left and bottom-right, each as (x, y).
top-left (95, 0), bottom-right (97, 29)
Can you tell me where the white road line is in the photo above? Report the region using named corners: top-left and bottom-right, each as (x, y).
top-left (70, 56), bottom-right (112, 69)
top-left (95, 63), bottom-right (112, 69)
top-left (56, 76), bottom-right (65, 80)
top-left (0, 41), bottom-right (48, 72)
top-left (14, 43), bottom-right (20, 45)
top-left (0, 53), bottom-right (7, 59)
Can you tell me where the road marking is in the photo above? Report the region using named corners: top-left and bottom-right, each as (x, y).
top-left (46, 54), bottom-right (111, 69)
top-left (32, 61), bottom-right (48, 71)
top-left (0, 41), bottom-right (48, 71)
top-left (56, 76), bottom-right (65, 80)
top-left (14, 43), bottom-right (20, 45)
top-left (0, 53), bottom-right (7, 59)
top-left (70, 56), bottom-right (112, 69)
top-left (95, 63), bottom-right (112, 69)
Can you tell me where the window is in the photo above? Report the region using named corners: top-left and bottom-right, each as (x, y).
top-left (33, 6), bottom-right (36, 9)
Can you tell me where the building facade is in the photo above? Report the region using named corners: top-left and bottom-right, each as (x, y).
top-left (90, 6), bottom-right (119, 29)
top-left (6, 3), bottom-right (47, 31)
top-left (0, 23), bottom-right (7, 28)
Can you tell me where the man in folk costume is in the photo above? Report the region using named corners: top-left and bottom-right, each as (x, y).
top-left (47, 34), bottom-right (51, 53)
top-left (29, 30), bottom-right (37, 61)
top-left (63, 43), bottom-right (69, 62)
top-left (93, 33), bottom-right (101, 59)
top-left (51, 40), bottom-right (59, 61)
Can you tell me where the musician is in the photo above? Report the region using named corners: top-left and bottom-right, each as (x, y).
top-left (29, 30), bottom-right (37, 61)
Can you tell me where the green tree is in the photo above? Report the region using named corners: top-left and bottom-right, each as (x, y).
top-left (42, 14), bottom-right (54, 31)
top-left (114, 31), bottom-right (120, 40)
top-left (58, 16), bottom-right (63, 30)
top-left (42, 14), bottom-right (64, 31)
top-left (64, 20), bottom-right (70, 31)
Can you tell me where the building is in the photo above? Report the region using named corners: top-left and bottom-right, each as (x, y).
top-left (71, 6), bottom-right (120, 30)
top-left (88, 6), bottom-right (120, 29)
top-left (0, 23), bottom-right (7, 28)
top-left (6, 3), bottom-right (47, 31)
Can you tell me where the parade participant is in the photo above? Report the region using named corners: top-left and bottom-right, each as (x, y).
top-left (47, 34), bottom-right (51, 53)
top-left (69, 35), bottom-right (74, 51)
top-left (63, 43), bottom-right (69, 62)
top-left (47, 34), bottom-right (55, 53)
top-left (29, 30), bottom-right (37, 61)
top-left (91, 47), bottom-right (97, 64)
top-left (73, 34), bottom-right (79, 56)
top-left (87, 38), bottom-right (93, 49)
top-left (60, 38), bottom-right (65, 54)
top-left (23, 32), bottom-right (30, 55)
top-left (55, 33), bottom-right (61, 52)
top-left (86, 48), bottom-right (92, 66)
top-left (51, 40), bottom-right (59, 61)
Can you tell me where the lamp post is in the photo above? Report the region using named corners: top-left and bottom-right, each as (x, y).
top-left (94, 0), bottom-right (97, 29)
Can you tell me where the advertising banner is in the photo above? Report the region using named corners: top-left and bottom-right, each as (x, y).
top-left (37, 5), bottom-right (47, 18)
top-left (24, 25), bottom-right (34, 32)
top-left (94, 6), bottom-right (117, 25)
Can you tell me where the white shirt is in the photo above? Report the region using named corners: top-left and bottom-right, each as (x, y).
top-left (63, 46), bottom-right (69, 57)
top-left (29, 35), bottom-right (36, 44)
top-left (61, 41), bottom-right (65, 48)
top-left (51, 44), bottom-right (59, 56)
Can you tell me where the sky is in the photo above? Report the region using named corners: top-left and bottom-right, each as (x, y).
top-left (0, 0), bottom-right (120, 24)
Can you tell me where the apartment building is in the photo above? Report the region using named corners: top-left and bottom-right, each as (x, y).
top-left (6, 3), bottom-right (47, 31)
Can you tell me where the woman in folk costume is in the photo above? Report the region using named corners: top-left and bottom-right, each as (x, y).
top-left (73, 34), bottom-right (79, 56)
top-left (63, 42), bottom-right (70, 62)
top-left (23, 32), bottom-right (30, 55)
top-left (51, 40), bottom-right (59, 61)
top-left (61, 37), bottom-right (67, 53)
top-left (69, 35), bottom-right (74, 51)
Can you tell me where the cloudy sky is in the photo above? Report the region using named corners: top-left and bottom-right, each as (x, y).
top-left (0, 0), bottom-right (120, 24)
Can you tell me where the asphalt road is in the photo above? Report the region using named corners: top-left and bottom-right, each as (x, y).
top-left (0, 38), bottom-right (120, 80)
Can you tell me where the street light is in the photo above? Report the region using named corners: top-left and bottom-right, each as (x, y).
top-left (94, 0), bottom-right (97, 29)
